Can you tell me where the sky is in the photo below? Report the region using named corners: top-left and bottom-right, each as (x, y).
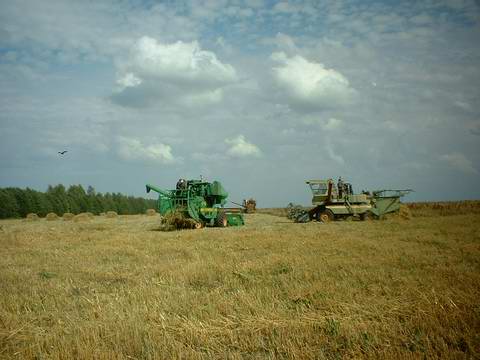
top-left (0, 0), bottom-right (479, 207)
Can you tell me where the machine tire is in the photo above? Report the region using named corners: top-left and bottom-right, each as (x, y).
top-left (360, 211), bottom-right (372, 221)
top-left (319, 209), bottom-right (334, 223)
top-left (194, 221), bottom-right (204, 229)
top-left (215, 211), bottom-right (228, 227)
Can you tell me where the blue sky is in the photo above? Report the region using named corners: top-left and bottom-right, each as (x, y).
top-left (1, 0), bottom-right (479, 206)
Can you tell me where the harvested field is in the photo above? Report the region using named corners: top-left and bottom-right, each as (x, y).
top-left (407, 200), bottom-right (480, 217)
top-left (0, 206), bottom-right (479, 359)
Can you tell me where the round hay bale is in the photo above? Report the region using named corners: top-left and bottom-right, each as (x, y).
top-left (146, 208), bottom-right (157, 216)
top-left (46, 212), bottom-right (59, 221)
top-left (106, 211), bottom-right (118, 218)
top-left (85, 212), bottom-right (95, 219)
top-left (63, 212), bottom-right (75, 221)
top-left (73, 213), bottom-right (91, 222)
top-left (26, 213), bottom-right (39, 221)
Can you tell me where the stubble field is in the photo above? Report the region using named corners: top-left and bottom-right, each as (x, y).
top-left (1, 207), bottom-right (479, 359)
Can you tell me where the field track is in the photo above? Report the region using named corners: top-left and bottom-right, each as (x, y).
top-left (1, 210), bottom-right (479, 359)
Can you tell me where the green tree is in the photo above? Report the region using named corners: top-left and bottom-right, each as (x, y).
top-left (67, 185), bottom-right (88, 214)
top-left (0, 184), bottom-right (156, 218)
top-left (0, 189), bottom-right (19, 218)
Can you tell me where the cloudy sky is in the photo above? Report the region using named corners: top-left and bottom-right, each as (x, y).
top-left (1, 0), bottom-right (479, 206)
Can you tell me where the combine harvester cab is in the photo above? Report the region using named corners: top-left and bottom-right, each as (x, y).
top-left (291, 179), bottom-right (412, 223)
top-left (146, 179), bottom-right (244, 228)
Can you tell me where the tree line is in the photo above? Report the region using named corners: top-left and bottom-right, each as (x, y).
top-left (0, 184), bottom-right (157, 219)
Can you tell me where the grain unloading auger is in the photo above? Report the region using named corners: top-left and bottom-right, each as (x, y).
top-left (146, 179), bottom-right (244, 228)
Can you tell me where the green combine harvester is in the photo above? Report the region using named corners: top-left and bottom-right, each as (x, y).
top-left (288, 178), bottom-right (412, 222)
top-left (146, 179), bottom-right (244, 228)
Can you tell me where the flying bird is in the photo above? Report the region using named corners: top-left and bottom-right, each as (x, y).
top-left (58, 150), bottom-right (68, 155)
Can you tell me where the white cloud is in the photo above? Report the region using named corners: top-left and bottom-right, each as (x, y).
top-left (323, 117), bottom-right (343, 131)
top-left (117, 72), bottom-right (142, 88)
top-left (325, 141), bottom-right (345, 165)
top-left (272, 2), bottom-right (298, 14)
top-left (245, 0), bottom-right (264, 7)
top-left (454, 100), bottom-right (471, 111)
top-left (225, 135), bottom-right (261, 158)
top-left (180, 88), bottom-right (224, 107)
top-left (303, 116), bottom-right (343, 130)
top-left (273, 33), bottom-right (298, 53)
top-left (113, 36), bottom-right (237, 107)
top-left (271, 52), bottom-right (356, 112)
top-left (440, 152), bottom-right (478, 174)
top-left (469, 122), bottom-right (480, 136)
top-left (123, 37), bottom-right (236, 86)
top-left (410, 14), bottom-right (433, 25)
top-left (117, 136), bottom-right (176, 164)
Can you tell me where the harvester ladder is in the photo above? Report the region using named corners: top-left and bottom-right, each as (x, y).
top-left (345, 196), bottom-right (354, 214)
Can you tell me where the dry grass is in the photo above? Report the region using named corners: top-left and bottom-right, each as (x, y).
top-left (257, 207), bottom-right (289, 217)
top-left (407, 200), bottom-right (480, 217)
top-left (1, 207), bottom-right (479, 359)
top-left (398, 204), bottom-right (412, 220)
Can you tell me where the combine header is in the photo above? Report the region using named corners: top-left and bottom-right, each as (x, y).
top-left (146, 179), bottom-right (244, 228)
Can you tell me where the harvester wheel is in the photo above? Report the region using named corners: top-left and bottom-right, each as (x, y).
top-left (360, 211), bottom-right (371, 221)
top-left (319, 209), bottom-right (334, 223)
top-left (194, 222), bottom-right (204, 229)
top-left (215, 211), bottom-right (228, 227)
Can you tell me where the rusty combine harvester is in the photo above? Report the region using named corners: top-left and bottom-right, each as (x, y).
top-left (288, 178), bottom-right (412, 223)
